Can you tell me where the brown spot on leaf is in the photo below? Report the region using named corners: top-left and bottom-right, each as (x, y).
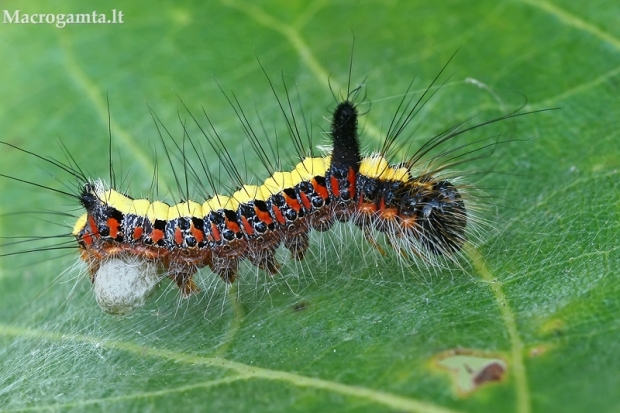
top-left (473, 362), bottom-right (505, 385)
top-left (432, 348), bottom-right (507, 395)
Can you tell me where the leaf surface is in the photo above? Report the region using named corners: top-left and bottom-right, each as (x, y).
top-left (0, 1), bottom-right (618, 412)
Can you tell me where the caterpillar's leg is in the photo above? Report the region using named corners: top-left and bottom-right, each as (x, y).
top-left (169, 269), bottom-right (200, 297)
top-left (248, 248), bottom-right (281, 275)
top-left (284, 232), bottom-right (310, 261)
top-left (363, 228), bottom-right (386, 256)
top-left (211, 256), bottom-right (240, 283)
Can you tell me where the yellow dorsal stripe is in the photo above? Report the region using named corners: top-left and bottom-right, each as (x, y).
top-left (203, 195), bottom-right (237, 215)
top-left (168, 200), bottom-right (203, 220)
top-left (360, 155), bottom-right (409, 183)
top-left (102, 189), bottom-right (134, 214)
top-left (233, 185), bottom-right (263, 204)
top-left (292, 156), bottom-right (329, 181)
top-left (147, 201), bottom-right (170, 223)
top-left (72, 213), bottom-right (88, 236)
top-left (262, 171), bottom-right (294, 196)
top-left (130, 199), bottom-right (151, 216)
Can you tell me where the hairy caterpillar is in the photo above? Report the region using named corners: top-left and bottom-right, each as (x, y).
top-left (0, 53), bottom-right (544, 314)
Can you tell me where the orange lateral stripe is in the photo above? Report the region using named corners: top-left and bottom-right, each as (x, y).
top-left (271, 205), bottom-right (286, 224)
top-left (347, 168), bottom-right (356, 198)
top-left (330, 176), bottom-right (340, 197)
top-left (174, 227), bottom-right (184, 245)
top-left (283, 193), bottom-right (301, 212)
top-left (107, 217), bottom-right (119, 239)
top-left (82, 232), bottom-right (93, 246)
top-left (88, 216), bottom-right (98, 235)
top-left (151, 229), bottom-right (164, 243)
top-left (358, 194), bottom-right (364, 207)
top-left (190, 226), bottom-right (204, 243)
top-left (312, 179), bottom-right (329, 200)
top-left (240, 216), bottom-right (254, 235)
top-left (299, 191), bottom-right (311, 210)
top-left (133, 227), bottom-right (143, 240)
top-left (210, 222), bottom-right (221, 242)
top-left (225, 219), bottom-right (241, 234)
top-left (255, 207), bottom-right (273, 225)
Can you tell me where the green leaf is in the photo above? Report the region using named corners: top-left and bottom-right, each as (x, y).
top-left (1, 1), bottom-right (619, 412)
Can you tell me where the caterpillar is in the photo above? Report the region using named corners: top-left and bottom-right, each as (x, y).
top-left (0, 54), bottom-right (544, 314)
